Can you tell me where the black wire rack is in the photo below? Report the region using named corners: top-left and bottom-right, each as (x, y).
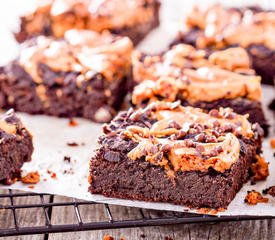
top-left (0, 189), bottom-right (274, 237)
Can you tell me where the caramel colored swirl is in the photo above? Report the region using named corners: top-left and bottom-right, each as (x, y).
top-left (19, 29), bottom-right (133, 84)
top-left (123, 101), bottom-right (253, 173)
top-left (185, 5), bottom-right (275, 50)
top-left (132, 44), bottom-right (261, 104)
top-left (23, 0), bottom-right (157, 38)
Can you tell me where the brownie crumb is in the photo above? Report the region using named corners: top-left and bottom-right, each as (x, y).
top-left (47, 170), bottom-right (57, 179)
top-left (251, 155), bottom-right (269, 182)
top-left (28, 186), bottom-right (35, 189)
top-left (140, 234), bottom-right (146, 238)
top-left (270, 138), bottom-right (275, 149)
top-left (67, 142), bottom-right (79, 147)
top-left (68, 118), bottom-right (78, 127)
top-left (103, 236), bottom-right (114, 240)
top-left (164, 237), bottom-right (173, 240)
top-left (245, 190), bottom-right (269, 205)
top-left (262, 186), bottom-right (275, 197)
top-left (21, 171), bottom-right (40, 184)
top-left (64, 156), bottom-right (71, 162)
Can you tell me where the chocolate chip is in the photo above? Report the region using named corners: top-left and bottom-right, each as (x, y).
top-left (168, 120), bottom-right (181, 130)
top-left (64, 156), bottom-right (71, 162)
top-left (209, 149), bottom-right (218, 157)
top-left (212, 120), bottom-right (220, 128)
top-left (216, 146), bottom-right (223, 153)
top-left (196, 144), bottom-right (205, 153)
top-left (150, 145), bottom-right (158, 155)
top-left (195, 133), bottom-right (205, 142)
top-left (209, 109), bottom-right (219, 118)
top-left (224, 112), bottom-right (236, 120)
top-left (176, 130), bottom-right (187, 139)
top-left (104, 151), bottom-right (121, 162)
top-left (160, 144), bottom-right (171, 152)
top-left (184, 139), bottom-right (195, 147)
top-left (130, 112), bottom-right (141, 122)
top-left (205, 135), bottom-right (217, 143)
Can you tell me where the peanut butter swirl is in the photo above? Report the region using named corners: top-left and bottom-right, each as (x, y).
top-left (23, 0), bottom-right (157, 38)
top-left (185, 5), bottom-right (275, 50)
top-left (122, 101), bottom-right (254, 173)
top-left (132, 44), bottom-right (261, 104)
top-left (0, 110), bottom-right (20, 136)
top-left (19, 29), bottom-right (133, 84)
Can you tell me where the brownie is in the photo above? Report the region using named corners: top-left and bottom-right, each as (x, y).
top-left (0, 109), bottom-right (33, 185)
top-left (0, 30), bottom-right (133, 123)
top-left (132, 44), bottom-right (268, 135)
top-left (14, 0), bottom-right (160, 46)
top-left (171, 5), bottom-right (275, 85)
top-left (89, 101), bottom-right (263, 209)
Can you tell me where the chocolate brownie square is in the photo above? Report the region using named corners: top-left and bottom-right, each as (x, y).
top-left (171, 5), bottom-right (275, 85)
top-left (89, 101), bottom-right (263, 209)
top-left (0, 109), bottom-right (33, 185)
top-left (132, 44), bottom-right (268, 135)
top-left (14, 0), bottom-right (160, 46)
top-left (0, 30), bottom-right (133, 122)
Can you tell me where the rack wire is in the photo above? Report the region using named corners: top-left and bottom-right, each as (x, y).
top-left (0, 189), bottom-right (274, 237)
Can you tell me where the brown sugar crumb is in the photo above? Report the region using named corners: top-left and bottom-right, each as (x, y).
top-left (68, 118), bottom-right (78, 127)
top-left (245, 190), bottom-right (269, 205)
top-left (270, 138), bottom-right (275, 149)
top-left (21, 171), bottom-right (40, 184)
top-left (28, 186), bottom-right (35, 189)
top-left (263, 186), bottom-right (275, 197)
top-left (103, 236), bottom-right (114, 240)
top-left (67, 142), bottom-right (79, 147)
top-left (64, 156), bottom-right (71, 162)
top-left (251, 155), bottom-right (269, 182)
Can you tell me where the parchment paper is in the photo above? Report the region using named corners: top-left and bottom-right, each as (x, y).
top-left (0, 0), bottom-right (274, 216)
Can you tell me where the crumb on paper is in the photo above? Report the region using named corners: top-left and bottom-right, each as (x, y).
top-left (67, 142), bottom-right (79, 147)
top-left (43, 178), bottom-right (47, 181)
top-left (64, 156), bottom-right (71, 162)
top-left (28, 186), bottom-right (35, 189)
top-left (245, 190), bottom-right (269, 205)
top-left (74, 159), bottom-right (77, 163)
top-left (63, 168), bottom-right (74, 174)
top-left (47, 170), bottom-right (57, 179)
top-left (270, 138), bottom-right (275, 149)
top-left (251, 155), bottom-right (269, 183)
top-left (103, 236), bottom-right (114, 240)
top-left (21, 171), bottom-right (40, 184)
top-left (263, 186), bottom-right (275, 197)
top-left (68, 118), bottom-right (78, 127)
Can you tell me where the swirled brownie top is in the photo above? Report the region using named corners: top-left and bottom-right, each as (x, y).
top-left (184, 5), bottom-right (275, 49)
top-left (103, 101), bottom-right (259, 174)
top-left (22, 0), bottom-right (157, 38)
top-left (19, 29), bottom-right (133, 84)
top-left (132, 44), bottom-right (261, 104)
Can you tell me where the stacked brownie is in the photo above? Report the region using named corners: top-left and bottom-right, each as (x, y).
top-left (0, 109), bottom-right (33, 185)
top-left (132, 44), bottom-right (268, 134)
top-left (89, 101), bottom-right (263, 209)
top-left (0, 29), bottom-right (133, 122)
top-left (172, 5), bottom-right (275, 85)
top-left (15, 0), bottom-right (160, 46)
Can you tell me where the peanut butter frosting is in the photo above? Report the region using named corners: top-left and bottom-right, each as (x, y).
top-left (23, 0), bottom-right (157, 38)
top-left (132, 44), bottom-right (261, 104)
top-left (185, 5), bottom-right (275, 50)
top-left (19, 29), bottom-right (133, 84)
top-left (121, 101), bottom-right (254, 173)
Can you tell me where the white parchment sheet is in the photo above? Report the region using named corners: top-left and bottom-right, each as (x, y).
top-left (0, 0), bottom-right (274, 216)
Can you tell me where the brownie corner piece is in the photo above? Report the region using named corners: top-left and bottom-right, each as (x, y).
top-left (14, 0), bottom-right (160, 46)
top-left (0, 29), bottom-right (133, 122)
top-left (89, 101), bottom-right (263, 209)
top-left (0, 109), bottom-right (33, 185)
